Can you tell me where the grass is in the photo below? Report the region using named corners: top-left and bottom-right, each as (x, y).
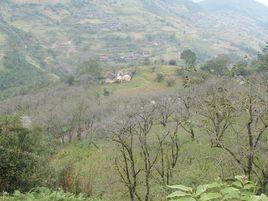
top-left (25, 55), bottom-right (44, 71)
top-left (97, 65), bottom-right (184, 97)
top-left (0, 52), bottom-right (4, 72)
top-left (0, 33), bottom-right (6, 44)
top-left (11, 20), bottom-right (33, 32)
top-left (79, 19), bottom-right (104, 25)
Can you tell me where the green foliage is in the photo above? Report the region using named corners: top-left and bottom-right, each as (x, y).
top-left (156, 73), bottom-right (165, 82)
top-left (167, 176), bottom-right (268, 201)
top-left (201, 55), bottom-right (230, 76)
top-left (0, 187), bottom-right (106, 201)
top-left (232, 61), bottom-right (250, 76)
top-left (79, 60), bottom-right (102, 78)
top-left (103, 88), bottom-right (110, 96)
top-left (169, 60), bottom-right (177, 66)
top-left (66, 75), bottom-right (75, 85)
top-left (166, 79), bottom-right (176, 87)
top-left (0, 115), bottom-right (53, 193)
top-left (181, 49), bottom-right (197, 68)
top-left (257, 43), bottom-right (268, 71)
top-left (0, 52), bottom-right (46, 91)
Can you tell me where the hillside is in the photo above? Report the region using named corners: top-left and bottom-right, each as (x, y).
top-left (199, 0), bottom-right (268, 23)
top-left (0, 0), bottom-right (267, 99)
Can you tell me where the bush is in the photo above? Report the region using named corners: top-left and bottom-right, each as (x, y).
top-left (66, 75), bottom-right (75, 85)
top-left (166, 79), bottom-right (176, 87)
top-left (79, 60), bottom-right (102, 83)
top-left (0, 115), bottom-right (53, 193)
top-left (169, 60), bottom-right (177, 66)
top-left (167, 176), bottom-right (268, 201)
top-left (176, 68), bottom-right (185, 77)
top-left (0, 187), bottom-right (106, 201)
top-left (156, 73), bottom-right (165, 82)
top-left (103, 88), bottom-right (110, 96)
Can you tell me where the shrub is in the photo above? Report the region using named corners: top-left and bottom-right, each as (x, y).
top-left (169, 60), bottom-right (177, 66)
top-left (176, 68), bottom-right (185, 77)
top-left (167, 176), bottom-right (268, 201)
top-left (156, 73), bottom-right (165, 82)
top-left (0, 187), bottom-right (106, 201)
top-left (66, 75), bottom-right (75, 85)
top-left (103, 88), bottom-right (110, 96)
top-left (166, 79), bottom-right (176, 87)
top-left (0, 115), bottom-right (53, 193)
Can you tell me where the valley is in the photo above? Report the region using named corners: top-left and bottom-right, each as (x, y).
top-left (0, 1), bottom-right (268, 201)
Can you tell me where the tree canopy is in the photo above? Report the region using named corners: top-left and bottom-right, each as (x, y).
top-left (0, 115), bottom-right (52, 193)
top-left (181, 49), bottom-right (197, 68)
top-left (201, 54), bottom-right (231, 75)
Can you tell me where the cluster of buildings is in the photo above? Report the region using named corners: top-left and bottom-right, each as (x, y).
top-left (105, 70), bottom-right (135, 83)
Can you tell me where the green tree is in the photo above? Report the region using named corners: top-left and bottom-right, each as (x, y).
top-left (181, 49), bottom-right (197, 68)
top-left (0, 115), bottom-right (51, 193)
top-left (156, 73), bottom-right (165, 82)
top-left (232, 60), bottom-right (250, 76)
top-left (166, 79), bottom-right (175, 87)
top-left (169, 59), bottom-right (177, 66)
top-left (79, 59), bottom-right (102, 80)
top-left (65, 75), bottom-right (75, 85)
top-left (257, 42), bottom-right (268, 71)
top-left (201, 54), bottom-right (230, 76)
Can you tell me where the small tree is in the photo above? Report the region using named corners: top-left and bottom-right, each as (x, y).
top-left (103, 88), bottom-right (110, 96)
top-left (156, 73), bottom-right (165, 82)
top-left (232, 61), bottom-right (250, 76)
top-left (257, 42), bottom-right (268, 71)
top-left (65, 75), bottom-right (75, 85)
top-left (79, 59), bottom-right (102, 82)
top-left (166, 79), bottom-right (176, 87)
top-left (201, 55), bottom-right (230, 76)
top-left (169, 60), bottom-right (177, 66)
top-left (181, 49), bottom-right (197, 68)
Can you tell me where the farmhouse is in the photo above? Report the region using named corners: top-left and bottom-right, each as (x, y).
top-left (105, 70), bottom-right (134, 83)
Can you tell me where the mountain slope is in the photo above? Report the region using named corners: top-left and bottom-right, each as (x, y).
top-left (199, 0), bottom-right (268, 23)
top-left (0, 0), bottom-right (267, 99)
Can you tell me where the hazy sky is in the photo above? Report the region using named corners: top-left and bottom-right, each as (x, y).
top-left (256, 0), bottom-right (268, 6)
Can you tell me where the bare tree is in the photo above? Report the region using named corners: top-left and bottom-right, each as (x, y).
top-left (198, 78), bottom-right (268, 191)
top-left (111, 117), bottom-right (142, 201)
top-left (155, 96), bottom-right (182, 185)
top-left (109, 99), bottom-right (169, 201)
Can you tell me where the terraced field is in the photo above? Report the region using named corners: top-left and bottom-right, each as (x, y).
top-left (0, 0), bottom-right (267, 99)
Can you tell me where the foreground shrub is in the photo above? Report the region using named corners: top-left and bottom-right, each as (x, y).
top-left (0, 115), bottom-right (53, 193)
top-left (167, 176), bottom-right (268, 201)
top-left (0, 187), bottom-right (105, 201)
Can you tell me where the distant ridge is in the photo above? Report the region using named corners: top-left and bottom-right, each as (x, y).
top-left (199, 0), bottom-right (268, 22)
